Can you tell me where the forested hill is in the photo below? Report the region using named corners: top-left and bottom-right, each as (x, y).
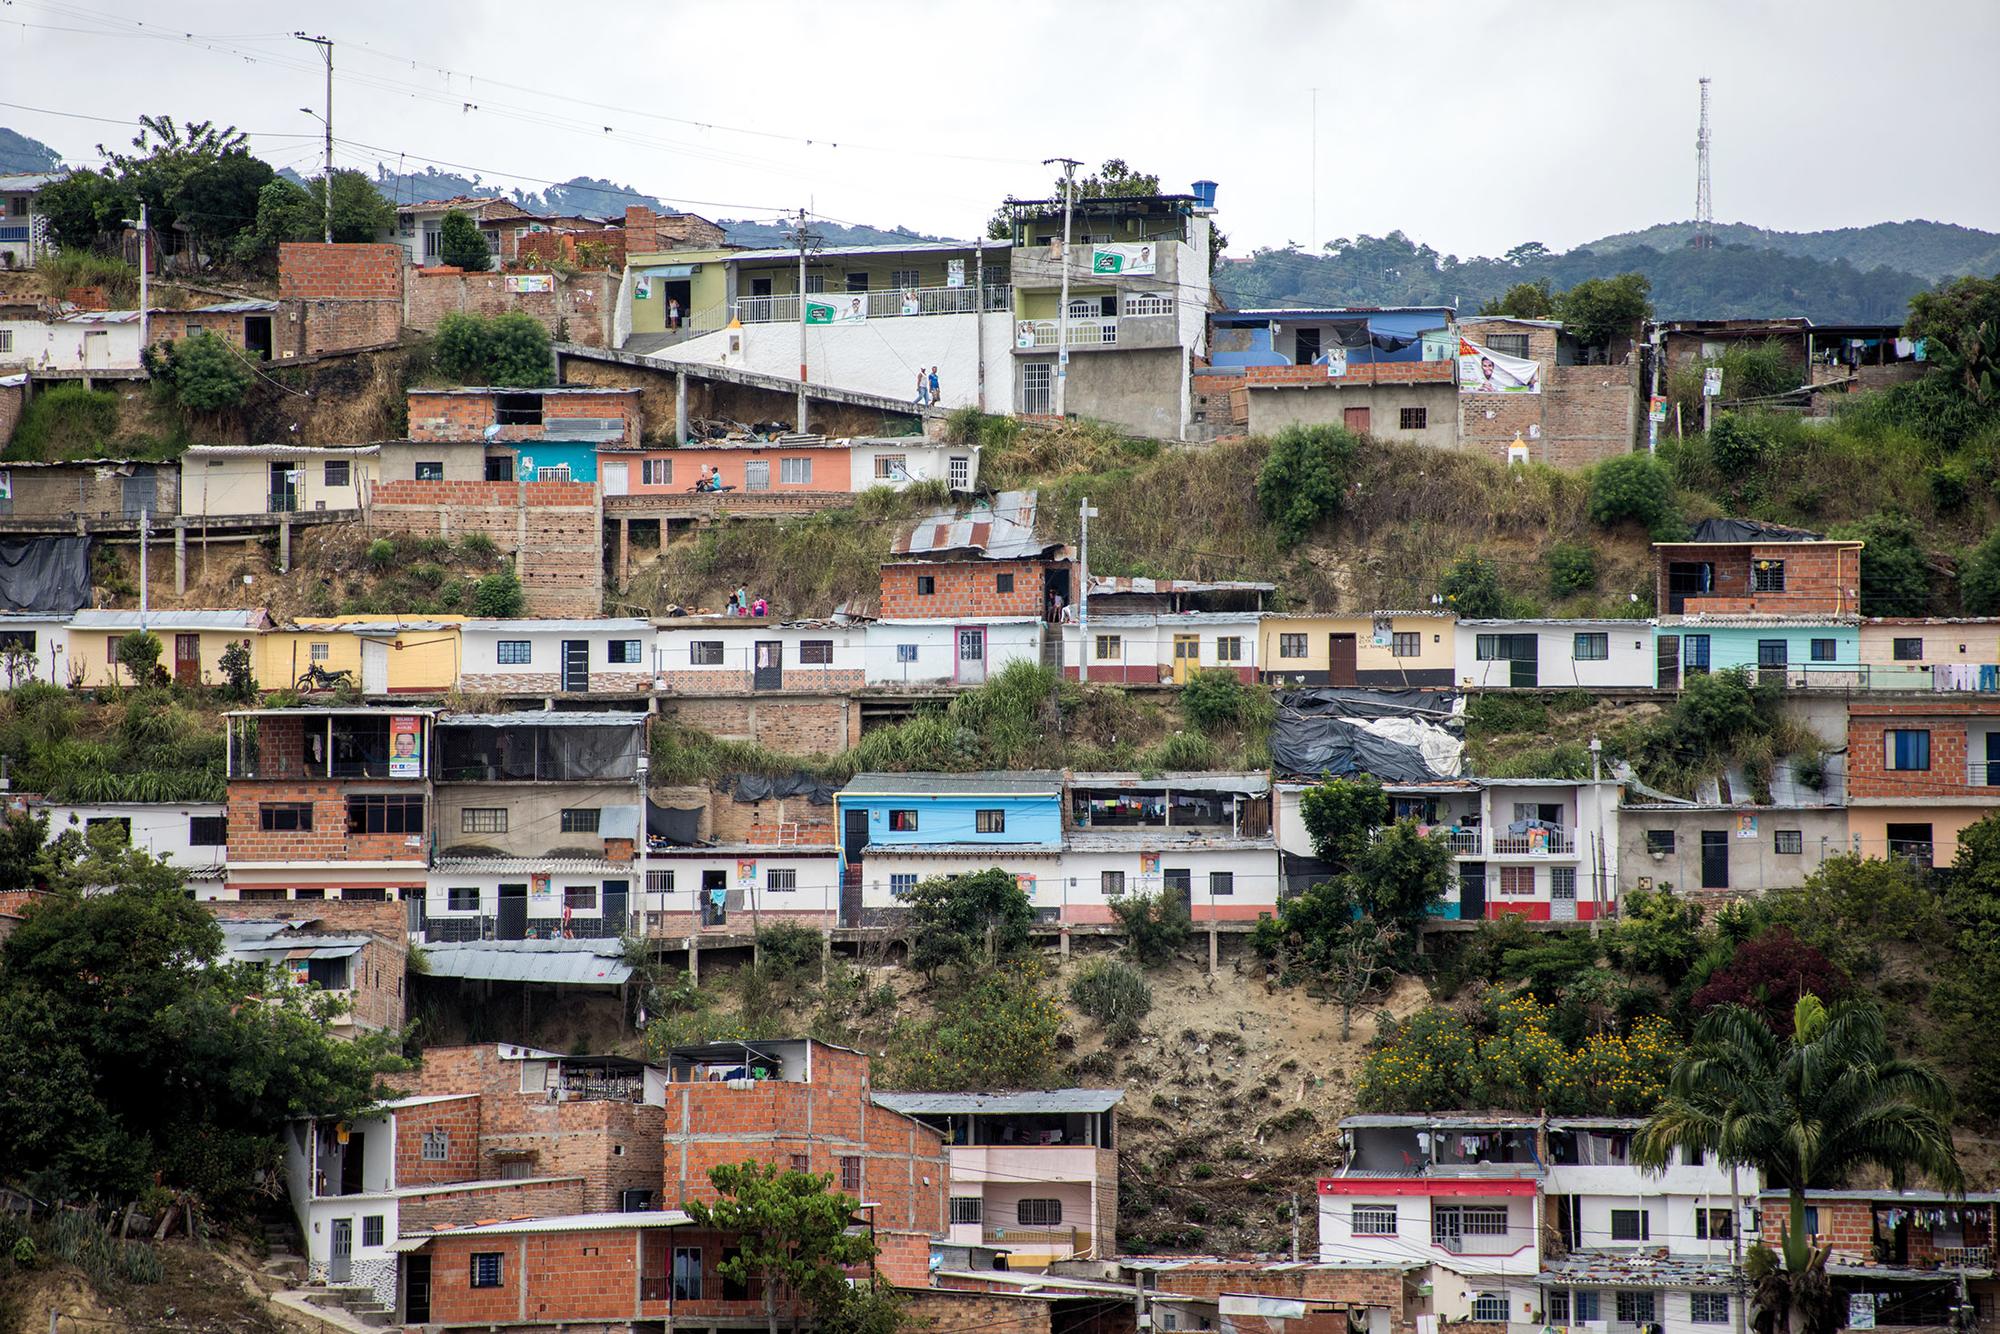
top-left (0, 127), bottom-right (61, 174)
top-left (1215, 234), bottom-right (1944, 324)
top-left (1585, 219), bottom-right (2000, 284)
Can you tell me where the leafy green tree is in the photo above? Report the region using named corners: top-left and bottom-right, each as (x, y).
top-left (1351, 820), bottom-right (1450, 931)
top-left (1587, 454), bottom-right (1677, 536)
top-left (902, 866), bottom-right (1033, 980)
top-left (1179, 668), bottom-right (1253, 731)
top-left (115, 631), bottom-right (163, 685)
top-left (1298, 777), bottom-right (1388, 872)
top-left (0, 810), bottom-right (50, 892)
top-left (1906, 271), bottom-right (2000, 408)
top-left (218, 639), bottom-right (257, 701)
top-left (174, 149), bottom-right (273, 262)
top-left (1478, 279), bottom-right (1556, 319)
top-left (432, 311), bottom-right (554, 387)
top-left (307, 169), bottom-right (396, 245)
top-left (1545, 542), bottom-right (1598, 598)
top-left (1438, 553), bottom-right (1509, 617)
top-left (233, 177), bottom-right (318, 263)
top-left (148, 330), bottom-right (253, 409)
top-left (1554, 273), bottom-right (1653, 352)
top-left (40, 821), bottom-right (187, 897)
top-left (1828, 514), bottom-right (1932, 615)
top-left (1637, 994), bottom-right (1961, 1313)
top-left (1931, 817), bottom-right (2000, 1108)
top-left (33, 169), bottom-right (136, 252)
top-left (1323, 918), bottom-right (1401, 1039)
top-left (683, 1160), bottom-right (877, 1334)
top-left (1962, 529), bottom-right (2000, 614)
top-left (472, 563), bottom-right (525, 617)
top-left (438, 208), bottom-right (492, 271)
top-left (0, 885), bottom-right (400, 1205)
top-left (888, 961), bottom-right (1062, 1090)
top-left (1256, 424), bottom-right (1358, 544)
top-left (1109, 890), bottom-right (1189, 967)
top-left (986, 158), bottom-right (1162, 239)
top-left (1605, 887), bottom-right (1708, 982)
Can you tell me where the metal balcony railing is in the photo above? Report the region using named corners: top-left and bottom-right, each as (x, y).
top-left (1492, 830), bottom-right (1575, 855)
top-left (735, 283), bottom-right (1011, 325)
top-left (1015, 318), bottom-right (1117, 348)
top-left (982, 1224), bottom-right (1086, 1251)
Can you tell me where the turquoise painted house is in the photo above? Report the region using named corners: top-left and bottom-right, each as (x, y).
top-left (1654, 616), bottom-right (1862, 688)
top-left (833, 771), bottom-right (1063, 881)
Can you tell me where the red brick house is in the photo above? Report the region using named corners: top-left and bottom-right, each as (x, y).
top-left (1845, 697), bottom-right (2000, 866)
top-left (881, 489), bottom-right (1074, 622)
top-left (1655, 519), bottom-right (1862, 616)
top-left (1755, 1189), bottom-right (2000, 1331)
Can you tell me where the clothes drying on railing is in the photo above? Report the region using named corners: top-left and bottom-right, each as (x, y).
top-left (1931, 663), bottom-right (1998, 692)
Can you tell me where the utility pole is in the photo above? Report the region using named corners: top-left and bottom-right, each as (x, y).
top-left (1589, 737), bottom-right (1604, 936)
top-left (134, 202), bottom-right (148, 351)
top-left (1076, 496), bottom-right (1097, 684)
top-left (1310, 88), bottom-right (1319, 253)
top-left (1044, 156), bottom-right (1080, 419)
top-left (1730, 1163), bottom-right (1748, 1334)
top-left (1290, 1190), bottom-right (1301, 1261)
top-left (794, 207), bottom-right (810, 433)
top-left (296, 33), bottom-right (334, 243)
top-left (137, 510), bottom-right (149, 634)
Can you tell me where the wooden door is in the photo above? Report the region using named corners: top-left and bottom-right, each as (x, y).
top-left (174, 634), bottom-right (200, 685)
top-left (1328, 633), bottom-right (1358, 687)
top-left (1343, 405), bottom-right (1371, 434)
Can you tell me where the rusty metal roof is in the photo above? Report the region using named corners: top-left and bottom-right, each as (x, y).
top-left (892, 490), bottom-right (1063, 561)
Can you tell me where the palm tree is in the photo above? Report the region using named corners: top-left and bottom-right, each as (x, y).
top-left (1636, 995), bottom-right (1962, 1334)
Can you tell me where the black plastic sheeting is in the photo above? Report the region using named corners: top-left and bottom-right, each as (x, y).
top-left (646, 801), bottom-right (704, 845)
top-left (721, 772), bottom-right (837, 805)
top-left (0, 536), bottom-right (90, 614)
top-left (1275, 687), bottom-right (1459, 721)
top-left (1688, 517), bottom-right (1824, 544)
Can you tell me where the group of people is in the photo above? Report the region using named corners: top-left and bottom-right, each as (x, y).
top-left (915, 365), bottom-right (941, 405)
top-left (726, 585), bottom-right (768, 618)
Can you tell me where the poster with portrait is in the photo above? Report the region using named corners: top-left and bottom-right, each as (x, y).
top-left (805, 293), bottom-right (868, 324)
top-left (1321, 347), bottom-right (1349, 378)
top-left (900, 288), bottom-right (922, 316)
top-left (737, 859), bottom-right (756, 885)
top-left (1457, 339), bottom-right (1541, 394)
top-left (389, 715), bottom-right (423, 778)
top-left (505, 274), bottom-right (554, 294)
top-left (1091, 243), bottom-right (1157, 276)
top-left (946, 258), bottom-right (966, 289)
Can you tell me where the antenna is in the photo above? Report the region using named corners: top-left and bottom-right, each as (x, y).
top-left (1692, 76), bottom-right (1714, 251)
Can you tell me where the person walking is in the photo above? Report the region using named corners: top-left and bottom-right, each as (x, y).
top-left (928, 365), bottom-right (941, 404)
top-left (915, 369), bottom-right (929, 406)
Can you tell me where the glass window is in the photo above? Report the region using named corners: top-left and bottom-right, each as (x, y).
top-left (1752, 560), bottom-right (1786, 593)
top-left (1695, 1207), bottom-right (1735, 1239)
top-left (1684, 634), bottom-right (1711, 671)
top-left (608, 639), bottom-right (643, 664)
top-left (896, 644), bottom-right (919, 663)
top-left (362, 1215), bottom-right (384, 1247)
top-left (1774, 829), bottom-right (1804, 855)
top-left (916, 574), bottom-right (936, 595)
top-left (1280, 633), bottom-right (1308, 658)
top-left (260, 802), bottom-right (313, 832)
top-left (672, 1247), bottom-right (702, 1301)
top-left (1351, 1205), bottom-right (1397, 1235)
top-left (564, 884), bottom-right (596, 911)
top-left (1574, 632), bottom-right (1609, 661)
top-left (1645, 829), bottom-right (1676, 854)
top-left (496, 641), bottom-right (531, 665)
top-left (779, 457), bottom-right (813, 485)
top-left (841, 1156), bottom-right (862, 1191)
top-left (1811, 638), bottom-right (1837, 662)
top-left (1548, 1291), bottom-right (1571, 1323)
top-left (1885, 728), bottom-right (1931, 771)
top-left (767, 868), bottom-right (797, 891)
top-left (976, 809), bottom-right (1006, 833)
top-left (1471, 1294), bottom-right (1508, 1323)
top-left (890, 268), bottom-right (920, 290)
top-left (886, 809), bottom-right (920, 832)
top-left (874, 454), bottom-right (906, 480)
top-left (1392, 632), bottom-right (1421, 657)
top-left (1101, 871), bottom-right (1125, 896)
top-left (1476, 634), bottom-right (1500, 661)
top-left (415, 461), bottom-right (444, 481)
top-left (188, 815), bottom-right (226, 846)
top-left (996, 572), bottom-right (1014, 593)
top-left (1096, 635), bottom-right (1122, 661)
top-left (447, 886), bottom-right (480, 912)
top-left (1209, 871), bottom-right (1234, 896)
top-left (1691, 1294), bottom-right (1730, 1324)
top-left (950, 1197), bottom-right (983, 1224)
top-left (889, 873), bottom-right (918, 897)
top-left (324, 460), bottom-right (350, 488)
top-left (1017, 1199), bottom-right (1062, 1226)
top-left (1499, 866), bottom-right (1535, 896)
top-left (470, 1252), bottom-right (503, 1288)
top-left (642, 457), bottom-right (672, 485)
top-left (798, 640), bottom-right (833, 664)
top-left (1758, 639), bottom-right (1789, 668)
top-left (691, 641), bottom-right (724, 665)
top-left (462, 808), bottom-right (507, 833)
top-left (1894, 637), bottom-right (1924, 661)
top-left (1216, 637), bottom-right (1243, 662)
top-left (536, 465), bottom-right (572, 483)
top-left (347, 795), bottom-right (424, 835)
top-left (1610, 1208), bottom-right (1651, 1241)
top-left (1616, 1292), bottom-right (1657, 1324)
top-left (1487, 332), bottom-right (1530, 359)
top-left (423, 1130), bottom-right (450, 1161)
top-left (561, 808), bottom-right (601, 833)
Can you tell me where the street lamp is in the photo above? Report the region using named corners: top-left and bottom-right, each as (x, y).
top-left (300, 107), bottom-right (333, 243)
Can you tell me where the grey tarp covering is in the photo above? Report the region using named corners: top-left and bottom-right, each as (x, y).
top-left (1270, 716), bottom-right (1440, 783)
top-left (722, 773), bottom-right (836, 804)
top-left (437, 724), bottom-right (640, 781)
top-left (1275, 688), bottom-right (1460, 721)
top-left (647, 801), bottom-right (704, 845)
top-left (1688, 517), bottom-right (1824, 543)
top-left (0, 537), bottom-right (91, 614)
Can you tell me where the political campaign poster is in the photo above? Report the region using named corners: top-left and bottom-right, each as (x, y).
top-left (946, 258), bottom-right (966, 289)
top-left (504, 274), bottom-right (554, 294)
top-left (1458, 339), bottom-right (1541, 394)
top-left (389, 715), bottom-right (423, 778)
top-left (900, 288), bottom-right (921, 316)
top-left (805, 293), bottom-right (868, 325)
top-left (1322, 346), bottom-right (1349, 378)
top-left (1091, 243), bottom-right (1157, 276)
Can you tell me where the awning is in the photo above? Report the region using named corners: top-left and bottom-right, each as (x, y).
top-left (636, 263), bottom-right (701, 278)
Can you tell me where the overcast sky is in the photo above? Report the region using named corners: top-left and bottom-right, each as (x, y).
top-left (5, 0), bottom-right (1994, 256)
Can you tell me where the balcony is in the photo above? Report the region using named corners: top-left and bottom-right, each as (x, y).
top-left (1968, 762), bottom-right (2000, 787)
top-left (1010, 240), bottom-right (1184, 289)
top-left (982, 1224), bottom-right (1088, 1253)
top-left (1492, 829), bottom-right (1575, 856)
top-left (1012, 312), bottom-right (1179, 353)
top-left (735, 283), bottom-right (1011, 325)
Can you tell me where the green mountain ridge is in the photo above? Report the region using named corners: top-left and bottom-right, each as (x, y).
top-left (1586, 218), bottom-right (2000, 283)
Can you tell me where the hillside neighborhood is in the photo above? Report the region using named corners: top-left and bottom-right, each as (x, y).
top-left (2, 11), bottom-right (2000, 1334)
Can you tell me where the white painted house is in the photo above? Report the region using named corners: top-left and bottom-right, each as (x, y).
top-left (863, 617), bottom-right (1044, 688)
top-left (0, 613), bottom-right (69, 685)
top-left (421, 855), bottom-right (640, 942)
top-left (849, 438), bottom-right (981, 493)
top-left (638, 845), bottom-right (842, 934)
top-left (459, 618), bottom-right (654, 694)
top-left (33, 800), bottom-right (228, 872)
top-left (0, 310), bottom-right (145, 372)
top-left (1064, 612), bottom-right (1263, 685)
top-left (1454, 619), bottom-right (1656, 690)
top-left (652, 618), bottom-right (867, 694)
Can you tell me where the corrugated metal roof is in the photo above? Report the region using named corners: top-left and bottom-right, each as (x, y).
top-left (874, 1089), bottom-right (1124, 1115)
top-left (436, 712), bottom-right (645, 727)
top-left (892, 490), bottom-right (1060, 561)
top-left (1070, 772), bottom-right (1271, 793)
top-left (1537, 1253), bottom-right (1737, 1289)
top-left (1339, 1112), bottom-right (1543, 1129)
top-left (189, 299), bottom-right (277, 314)
top-left (732, 238), bottom-right (1008, 263)
top-left (1065, 831), bottom-right (1273, 852)
top-left (870, 843), bottom-right (1062, 857)
top-left (1088, 577), bottom-right (1275, 595)
top-left (71, 609), bottom-right (268, 630)
top-left (0, 172), bottom-right (63, 191)
top-left (185, 444), bottom-right (381, 458)
top-left (840, 771), bottom-right (1063, 797)
top-left (420, 939), bottom-right (633, 985)
top-left (1073, 612), bottom-right (1263, 626)
top-left (463, 618), bottom-right (653, 633)
top-left (429, 856), bottom-right (635, 876)
top-left (410, 1209), bottom-right (689, 1239)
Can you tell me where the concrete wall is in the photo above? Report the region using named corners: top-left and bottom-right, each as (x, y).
top-left (1055, 843), bottom-right (1278, 922)
top-left (1454, 621), bottom-right (1655, 689)
top-left (66, 623), bottom-right (251, 688)
top-left (636, 850), bottom-right (841, 933)
top-left (1246, 380), bottom-right (1457, 447)
top-left (653, 622), bottom-right (866, 695)
top-left (1259, 614), bottom-right (1456, 686)
top-left (862, 619), bottom-right (1044, 688)
top-left (0, 460), bottom-right (177, 522)
top-left (660, 693), bottom-right (859, 756)
top-left (657, 310), bottom-right (1016, 412)
top-left (179, 450), bottom-right (375, 517)
top-left (0, 617), bottom-right (68, 685)
top-left (0, 316), bottom-right (143, 371)
top-left (433, 783), bottom-right (640, 860)
top-left (458, 620), bottom-right (652, 694)
top-left (1620, 807), bottom-right (1847, 896)
top-left (38, 800), bottom-right (225, 869)
top-left (1063, 614), bottom-right (1260, 683)
top-left (1058, 344), bottom-right (1188, 439)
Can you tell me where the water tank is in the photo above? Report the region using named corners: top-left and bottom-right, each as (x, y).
top-left (1191, 180), bottom-right (1219, 210)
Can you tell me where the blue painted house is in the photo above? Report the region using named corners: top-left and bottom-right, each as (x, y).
top-left (834, 772), bottom-right (1064, 917)
top-left (1655, 615), bottom-right (1862, 688)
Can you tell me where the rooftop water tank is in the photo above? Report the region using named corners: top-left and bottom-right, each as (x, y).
top-left (1191, 180), bottom-right (1219, 210)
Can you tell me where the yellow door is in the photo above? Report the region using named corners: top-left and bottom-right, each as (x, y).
top-left (1172, 634), bottom-right (1200, 684)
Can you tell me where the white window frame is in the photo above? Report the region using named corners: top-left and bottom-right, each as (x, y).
top-left (1351, 1205), bottom-right (1397, 1235)
top-left (642, 457), bottom-right (673, 485)
top-left (779, 456), bottom-right (813, 486)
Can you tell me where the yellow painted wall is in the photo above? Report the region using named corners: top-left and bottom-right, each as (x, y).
top-left (263, 617), bottom-right (464, 693)
top-left (628, 248), bottom-right (735, 334)
top-left (1259, 614), bottom-right (1457, 677)
top-left (72, 627), bottom-right (259, 688)
top-left (180, 454), bottom-right (379, 518)
top-left (1845, 805), bottom-right (1992, 866)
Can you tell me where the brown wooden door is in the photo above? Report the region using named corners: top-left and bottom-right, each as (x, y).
top-left (1328, 634), bottom-right (1358, 686)
top-left (174, 634), bottom-right (200, 685)
top-left (1343, 406), bottom-right (1371, 434)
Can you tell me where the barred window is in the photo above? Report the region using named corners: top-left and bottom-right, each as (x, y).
top-left (496, 641), bottom-right (531, 665)
top-left (950, 1197), bottom-right (983, 1224)
top-left (647, 869), bottom-right (674, 894)
top-left (767, 868), bottom-right (797, 891)
top-left (1646, 829), bottom-right (1676, 854)
top-left (1399, 407), bottom-right (1427, 431)
top-left (422, 1130), bottom-right (450, 1161)
top-left (1774, 829), bottom-right (1804, 855)
top-left (841, 1156), bottom-right (862, 1191)
top-left (462, 808), bottom-right (507, 834)
top-left (362, 1215), bottom-right (384, 1247)
top-left (1017, 1198), bottom-right (1062, 1226)
top-left (976, 809), bottom-right (1006, 833)
top-left (1691, 1294), bottom-right (1730, 1324)
top-left (608, 639), bottom-right (643, 664)
top-left (1209, 871), bottom-right (1234, 896)
top-left (1102, 871), bottom-right (1126, 896)
top-left (1616, 1292), bottom-right (1657, 1324)
top-left (1471, 1294), bottom-right (1507, 1322)
top-left (1610, 1208), bottom-right (1651, 1241)
top-left (1752, 560), bottom-right (1786, 593)
top-left (1351, 1205), bottom-right (1397, 1235)
top-left (1216, 637), bottom-right (1243, 662)
top-left (309, 641), bottom-right (331, 661)
top-left (560, 808), bottom-right (600, 833)
top-left (470, 1252), bottom-right (503, 1288)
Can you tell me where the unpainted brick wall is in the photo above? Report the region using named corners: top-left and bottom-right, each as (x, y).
top-left (1657, 542), bottom-right (1859, 615)
top-left (276, 243), bottom-right (405, 356)
top-left (662, 695), bottom-right (859, 756)
top-left (879, 559), bottom-right (1055, 619)
top-left (0, 383), bottom-right (21, 444)
top-left (397, 1176), bottom-right (585, 1232)
top-left (202, 896), bottom-right (409, 1030)
top-left (404, 268), bottom-right (618, 349)
top-left (1847, 700), bottom-right (1989, 799)
top-left (371, 478), bottom-right (602, 616)
top-left (406, 388), bottom-right (639, 447)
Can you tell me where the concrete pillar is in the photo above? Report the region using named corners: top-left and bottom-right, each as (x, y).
top-left (1208, 923), bottom-right (1218, 976)
top-left (675, 371), bottom-right (688, 444)
top-left (1059, 925), bottom-right (1071, 961)
top-left (618, 517), bottom-right (631, 589)
top-left (173, 519), bottom-right (186, 597)
top-left (688, 933), bottom-right (700, 985)
top-left (278, 517), bottom-right (291, 573)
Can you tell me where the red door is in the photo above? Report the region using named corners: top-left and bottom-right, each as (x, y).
top-left (1343, 406), bottom-right (1371, 434)
top-left (1328, 634), bottom-right (1358, 687)
top-left (174, 634), bottom-right (200, 685)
